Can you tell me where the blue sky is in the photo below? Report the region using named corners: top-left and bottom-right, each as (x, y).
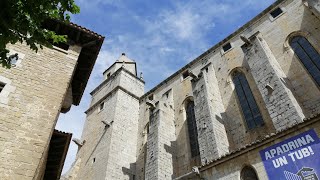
top-left (56, 0), bottom-right (275, 173)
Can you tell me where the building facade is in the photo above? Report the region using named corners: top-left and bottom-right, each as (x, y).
top-left (64, 0), bottom-right (320, 179)
top-left (0, 20), bottom-right (104, 180)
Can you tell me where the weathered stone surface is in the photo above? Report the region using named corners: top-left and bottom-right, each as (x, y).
top-left (145, 95), bottom-right (176, 180)
top-left (245, 34), bottom-right (305, 130)
top-left (0, 43), bottom-right (80, 179)
top-left (305, 0), bottom-right (320, 17)
top-left (64, 58), bottom-right (144, 180)
top-left (64, 0), bottom-right (320, 179)
top-left (192, 64), bottom-right (229, 165)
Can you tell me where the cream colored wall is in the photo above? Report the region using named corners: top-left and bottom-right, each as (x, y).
top-left (0, 44), bottom-right (80, 180)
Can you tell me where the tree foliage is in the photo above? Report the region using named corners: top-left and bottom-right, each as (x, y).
top-left (0, 0), bottom-right (80, 68)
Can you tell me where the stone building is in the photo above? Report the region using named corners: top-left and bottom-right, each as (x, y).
top-left (64, 0), bottom-right (320, 179)
top-left (0, 20), bottom-right (104, 179)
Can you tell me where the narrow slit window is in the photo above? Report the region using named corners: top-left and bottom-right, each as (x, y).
top-left (222, 43), bottom-right (232, 52)
top-left (162, 89), bottom-right (171, 99)
top-left (99, 102), bottom-right (104, 111)
top-left (186, 101), bottom-right (200, 157)
top-left (270, 7), bottom-right (283, 18)
top-left (0, 83), bottom-right (5, 93)
top-left (232, 71), bottom-right (264, 130)
top-left (290, 36), bottom-right (320, 86)
top-left (146, 122), bottom-right (150, 134)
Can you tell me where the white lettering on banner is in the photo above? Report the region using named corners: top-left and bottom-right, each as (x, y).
top-left (265, 134), bottom-right (315, 160)
top-left (272, 146), bottom-right (315, 168)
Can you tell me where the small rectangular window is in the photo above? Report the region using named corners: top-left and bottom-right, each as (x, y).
top-left (9, 53), bottom-right (19, 65)
top-left (182, 71), bottom-right (189, 79)
top-left (49, 39), bottom-right (70, 51)
top-left (162, 89), bottom-right (171, 99)
top-left (270, 7), bottom-right (283, 18)
top-left (0, 83), bottom-right (5, 93)
top-left (99, 102), bottom-right (104, 111)
top-left (222, 43), bottom-right (232, 52)
top-left (148, 95), bottom-right (154, 101)
top-left (54, 42), bottom-right (69, 51)
top-left (107, 73), bottom-right (111, 78)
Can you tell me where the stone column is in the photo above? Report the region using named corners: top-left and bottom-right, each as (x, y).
top-left (191, 64), bottom-right (229, 165)
top-left (305, 0), bottom-right (320, 18)
top-left (244, 34), bottom-right (305, 130)
top-left (145, 101), bottom-right (176, 180)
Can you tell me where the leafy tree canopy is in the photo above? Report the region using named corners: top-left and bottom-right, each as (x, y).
top-left (0, 0), bottom-right (80, 68)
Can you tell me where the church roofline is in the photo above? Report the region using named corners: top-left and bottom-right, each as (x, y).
top-left (140, 0), bottom-right (286, 100)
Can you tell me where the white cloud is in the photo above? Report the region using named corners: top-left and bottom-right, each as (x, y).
top-left (163, 11), bottom-right (203, 40)
top-left (160, 47), bottom-right (174, 53)
top-left (143, 2), bottom-right (222, 42)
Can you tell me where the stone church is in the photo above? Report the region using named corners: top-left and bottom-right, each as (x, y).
top-left (64, 0), bottom-right (320, 179)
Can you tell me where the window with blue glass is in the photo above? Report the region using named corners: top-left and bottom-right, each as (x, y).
top-left (290, 36), bottom-right (320, 86)
top-left (232, 71), bottom-right (264, 130)
top-left (186, 101), bottom-right (200, 157)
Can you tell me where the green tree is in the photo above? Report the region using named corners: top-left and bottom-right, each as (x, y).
top-left (0, 0), bottom-right (80, 68)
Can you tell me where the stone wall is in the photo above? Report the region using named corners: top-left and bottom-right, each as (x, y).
top-left (145, 94), bottom-right (176, 180)
top-left (192, 64), bottom-right (229, 164)
top-left (137, 0), bottom-right (320, 178)
top-left (135, 102), bottom-right (150, 180)
top-left (64, 67), bottom-right (144, 180)
top-left (245, 34), bottom-right (305, 130)
top-left (90, 68), bottom-right (144, 106)
top-left (173, 77), bottom-right (201, 177)
top-left (64, 0), bottom-right (320, 179)
top-left (0, 43), bottom-right (80, 179)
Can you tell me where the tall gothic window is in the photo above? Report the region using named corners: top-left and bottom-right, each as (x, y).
top-left (186, 101), bottom-right (200, 157)
top-left (232, 71), bottom-right (264, 130)
top-left (241, 166), bottom-right (259, 180)
top-left (290, 36), bottom-right (320, 86)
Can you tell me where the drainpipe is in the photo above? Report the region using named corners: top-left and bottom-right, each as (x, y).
top-left (173, 166), bottom-right (200, 180)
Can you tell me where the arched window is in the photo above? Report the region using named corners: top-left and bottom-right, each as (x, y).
top-left (186, 101), bottom-right (200, 157)
top-left (290, 36), bottom-right (320, 86)
top-left (232, 71), bottom-right (264, 130)
top-left (241, 166), bottom-right (259, 180)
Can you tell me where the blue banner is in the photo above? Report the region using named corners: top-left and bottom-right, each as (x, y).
top-left (259, 129), bottom-right (320, 180)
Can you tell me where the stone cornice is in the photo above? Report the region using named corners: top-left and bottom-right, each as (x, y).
top-left (90, 67), bottom-right (144, 96)
top-left (85, 85), bottom-right (140, 114)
